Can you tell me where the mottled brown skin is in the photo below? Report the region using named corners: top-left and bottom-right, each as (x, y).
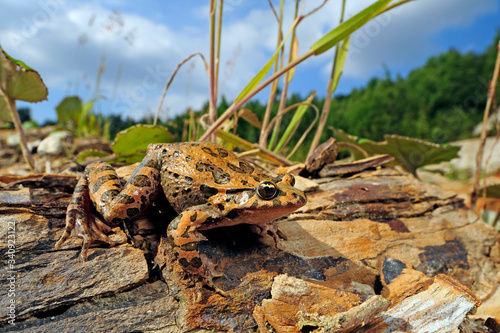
top-left (56, 142), bottom-right (307, 292)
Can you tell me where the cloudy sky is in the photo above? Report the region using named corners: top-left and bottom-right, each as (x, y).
top-left (1, 0), bottom-right (499, 124)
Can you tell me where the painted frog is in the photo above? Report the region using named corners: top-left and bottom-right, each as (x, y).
top-left (56, 142), bottom-right (307, 292)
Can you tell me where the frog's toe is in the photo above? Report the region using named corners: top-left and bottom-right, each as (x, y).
top-left (251, 223), bottom-right (287, 245)
top-left (89, 216), bottom-right (115, 244)
top-left (200, 254), bottom-right (224, 278)
top-left (200, 277), bottom-right (228, 298)
top-left (79, 233), bottom-right (91, 261)
top-left (198, 255), bottom-right (231, 296)
top-left (73, 215), bottom-right (116, 260)
top-left (213, 284), bottom-right (228, 297)
top-left (55, 208), bottom-right (82, 248)
top-left (54, 229), bottom-right (71, 249)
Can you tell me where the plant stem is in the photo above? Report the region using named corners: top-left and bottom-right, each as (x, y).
top-left (259, 0), bottom-right (284, 147)
top-left (215, 0), bottom-right (223, 98)
top-left (199, 49), bottom-right (313, 142)
top-left (199, 0), bottom-right (405, 143)
top-left (208, 0), bottom-right (218, 141)
top-left (268, 0), bottom-right (291, 151)
top-left (308, 0), bottom-right (346, 156)
top-left (471, 41), bottom-right (500, 208)
top-left (7, 96), bottom-right (36, 172)
top-left (154, 52), bottom-right (208, 126)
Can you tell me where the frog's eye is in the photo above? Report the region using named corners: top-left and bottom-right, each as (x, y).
top-left (257, 181), bottom-right (278, 200)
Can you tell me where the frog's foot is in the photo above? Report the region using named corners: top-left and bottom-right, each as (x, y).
top-left (197, 254), bottom-right (229, 296)
top-left (56, 193), bottom-right (115, 260)
top-left (75, 215), bottom-right (115, 260)
top-left (185, 254), bottom-right (227, 298)
top-left (168, 208), bottom-right (230, 296)
top-left (251, 222), bottom-right (287, 246)
top-left (200, 253), bottom-right (224, 278)
top-left (198, 279), bottom-right (228, 298)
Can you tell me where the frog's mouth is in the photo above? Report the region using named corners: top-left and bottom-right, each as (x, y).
top-left (225, 188), bottom-right (306, 226)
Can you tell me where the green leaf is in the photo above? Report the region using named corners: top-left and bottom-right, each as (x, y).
top-left (55, 96), bottom-right (82, 125)
top-left (370, 135), bottom-right (460, 176)
top-left (333, 128), bottom-right (460, 176)
top-left (111, 124), bottom-right (174, 163)
top-left (76, 149), bottom-right (109, 164)
top-left (311, 0), bottom-right (391, 55)
top-left (234, 17), bottom-right (300, 103)
top-left (0, 95), bottom-right (9, 122)
top-left (0, 46), bottom-right (48, 103)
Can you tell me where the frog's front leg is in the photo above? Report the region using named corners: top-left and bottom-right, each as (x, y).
top-left (56, 156), bottom-right (161, 260)
top-left (167, 205), bottom-right (227, 295)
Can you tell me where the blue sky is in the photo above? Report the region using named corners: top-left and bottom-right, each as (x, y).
top-left (0, 0), bottom-right (499, 125)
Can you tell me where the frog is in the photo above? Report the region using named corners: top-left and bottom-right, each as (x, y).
top-left (55, 142), bottom-right (307, 293)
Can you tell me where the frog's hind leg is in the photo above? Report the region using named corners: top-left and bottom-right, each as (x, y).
top-left (58, 158), bottom-right (160, 260)
top-left (55, 167), bottom-right (115, 260)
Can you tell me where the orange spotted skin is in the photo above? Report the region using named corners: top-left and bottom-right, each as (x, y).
top-left (56, 142), bottom-right (307, 290)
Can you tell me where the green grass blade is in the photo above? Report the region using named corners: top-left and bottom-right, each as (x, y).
top-left (331, 36), bottom-right (350, 93)
top-left (273, 91), bottom-right (316, 153)
top-left (234, 17), bottom-right (300, 103)
top-left (234, 47), bottom-right (282, 104)
top-left (311, 0), bottom-right (391, 55)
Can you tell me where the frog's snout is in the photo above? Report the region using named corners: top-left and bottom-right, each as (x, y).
top-left (293, 191), bottom-right (307, 205)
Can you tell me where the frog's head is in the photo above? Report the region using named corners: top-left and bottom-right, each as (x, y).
top-left (255, 172), bottom-right (307, 221)
top-left (221, 173), bottom-right (307, 225)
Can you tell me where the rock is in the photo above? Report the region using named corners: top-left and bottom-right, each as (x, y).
top-left (156, 230), bottom-right (374, 331)
top-left (379, 257), bottom-right (433, 306)
top-left (303, 138), bottom-right (339, 176)
top-left (361, 274), bottom-right (481, 332)
top-left (0, 246), bottom-right (149, 323)
top-left (296, 295), bottom-right (390, 332)
top-left (253, 274), bottom-right (377, 332)
top-left (255, 261), bottom-right (482, 332)
top-left (0, 281), bottom-right (179, 333)
top-left (278, 169), bottom-right (500, 301)
top-left (0, 166), bottom-right (498, 331)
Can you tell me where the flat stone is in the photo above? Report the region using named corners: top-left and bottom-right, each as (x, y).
top-left (253, 274), bottom-right (377, 332)
top-left (361, 274), bottom-right (481, 332)
top-left (0, 246), bottom-right (148, 323)
top-left (0, 281), bottom-right (179, 333)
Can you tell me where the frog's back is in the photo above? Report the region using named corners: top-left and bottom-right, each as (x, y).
top-left (155, 142), bottom-right (267, 212)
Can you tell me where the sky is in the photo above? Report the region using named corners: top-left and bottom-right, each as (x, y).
top-left (0, 0), bottom-right (499, 125)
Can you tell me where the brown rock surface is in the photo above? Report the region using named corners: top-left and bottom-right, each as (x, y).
top-left (279, 168), bottom-right (500, 301)
top-left (0, 167), bottom-right (498, 332)
top-left (361, 274), bottom-right (481, 332)
top-left (253, 274), bottom-right (379, 332)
